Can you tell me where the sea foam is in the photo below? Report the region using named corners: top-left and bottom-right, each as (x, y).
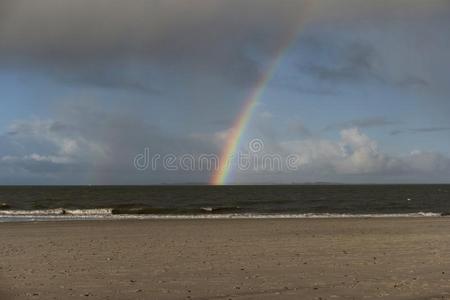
top-left (0, 209), bottom-right (443, 222)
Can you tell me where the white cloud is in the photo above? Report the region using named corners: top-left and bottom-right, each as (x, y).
top-left (6, 119), bottom-right (107, 162)
top-left (405, 150), bottom-right (450, 173)
top-left (280, 127), bottom-right (450, 176)
top-left (2, 153), bottom-right (72, 164)
top-left (1, 112), bottom-right (450, 183)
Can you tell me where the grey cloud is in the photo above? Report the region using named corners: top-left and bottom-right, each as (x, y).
top-left (404, 151), bottom-right (450, 173)
top-left (288, 120), bottom-right (312, 137)
top-left (324, 117), bottom-right (398, 131)
top-left (302, 41), bottom-right (381, 83)
top-left (299, 38), bottom-right (429, 89)
top-left (55, 67), bottom-right (163, 94)
top-left (395, 76), bottom-right (429, 88)
top-left (272, 77), bottom-right (338, 96)
top-left (1, 154), bottom-right (79, 174)
top-left (390, 127), bottom-right (450, 135)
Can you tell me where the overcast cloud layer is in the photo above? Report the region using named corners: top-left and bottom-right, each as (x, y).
top-left (1, 0), bottom-right (448, 85)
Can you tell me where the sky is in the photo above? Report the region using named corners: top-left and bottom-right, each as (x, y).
top-left (0, 0), bottom-right (450, 184)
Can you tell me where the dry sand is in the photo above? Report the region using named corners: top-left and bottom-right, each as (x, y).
top-left (1, 218), bottom-right (450, 299)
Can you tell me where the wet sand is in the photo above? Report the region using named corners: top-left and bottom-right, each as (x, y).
top-left (1, 218), bottom-right (450, 299)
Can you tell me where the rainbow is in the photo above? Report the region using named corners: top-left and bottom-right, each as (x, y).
top-left (211, 6), bottom-right (310, 185)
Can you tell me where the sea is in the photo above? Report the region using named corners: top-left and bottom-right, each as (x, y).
top-left (0, 185), bottom-right (449, 222)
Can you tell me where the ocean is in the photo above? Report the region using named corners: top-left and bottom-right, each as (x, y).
top-left (0, 185), bottom-right (449, 222)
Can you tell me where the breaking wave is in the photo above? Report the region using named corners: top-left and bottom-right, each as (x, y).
top-left (0, 208), bottom-right (444, 222)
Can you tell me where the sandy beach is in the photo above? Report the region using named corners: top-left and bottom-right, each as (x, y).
top-left (1, 218), bottom-right (450, 299)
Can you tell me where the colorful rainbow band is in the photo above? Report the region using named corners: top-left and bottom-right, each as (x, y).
top-left (211, 5), bottom-right (310, 185)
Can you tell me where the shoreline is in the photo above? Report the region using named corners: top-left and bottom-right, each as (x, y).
top-left (2, 218), bottom-right (450, 299)
top-left (0, 211), bottom-right (445, 223)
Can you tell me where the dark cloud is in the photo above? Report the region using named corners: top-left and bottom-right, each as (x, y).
top-left (1, 0), bottom-right (446, 91)
top-left (0, 0), bottom-right (310, 90)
